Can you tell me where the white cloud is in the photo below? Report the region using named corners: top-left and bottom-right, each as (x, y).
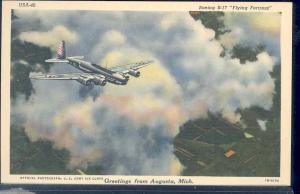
top-left (102, 30), bottom-right (126, 45)
top-left (220, 13), bottom-right (281, 57)
top-left (257, 119), bottom-right (267, 131)
top-left (19, 25), bottom-right (78, 51)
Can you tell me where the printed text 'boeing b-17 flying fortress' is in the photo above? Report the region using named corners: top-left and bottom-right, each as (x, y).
top-left (30, 41), bottom-right (154, 86)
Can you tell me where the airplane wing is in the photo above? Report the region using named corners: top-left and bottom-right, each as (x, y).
top-left (30, 72), bottom-right (107, 86)
top-left (109, 60), bottom-right (154, 73)
top-left (45, 59), bottom-right (69, 63)
top-left (29, 72), bottom-right (95, 80)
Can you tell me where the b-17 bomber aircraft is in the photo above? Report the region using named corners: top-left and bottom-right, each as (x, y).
top-left (30, 41), bottom-right (154, 86)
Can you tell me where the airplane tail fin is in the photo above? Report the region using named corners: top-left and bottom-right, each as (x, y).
top-left (45, 40), bottom-right (68, 63)
top-left (56, 40), bottom-right (66, 59)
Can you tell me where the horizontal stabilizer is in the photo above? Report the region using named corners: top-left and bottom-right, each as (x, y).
top-left (45, 58), bottom-right (69, 63)
top-left (67, 56), bottom-right (85, 59)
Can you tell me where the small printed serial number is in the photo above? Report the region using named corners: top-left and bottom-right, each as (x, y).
top-left (19, 2), bottom-right (36, 7)
top-left (265, 178), bottom-right (279, 183)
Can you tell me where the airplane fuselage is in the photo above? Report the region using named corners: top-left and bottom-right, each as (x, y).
top-left (67, 58), bottom-right (128, 85)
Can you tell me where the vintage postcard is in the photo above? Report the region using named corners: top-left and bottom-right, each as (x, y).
top-left (1, 1), bottom-right (292, 185)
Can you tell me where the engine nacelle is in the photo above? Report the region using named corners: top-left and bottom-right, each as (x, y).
top-left (122, 73), bottom-right (130, 80)
top-left (93, 76), bottom-right (107, 86)
top-left (77, 77), bottom-right (93, 86)
top-left (128, 70), bottom-right (140, 77)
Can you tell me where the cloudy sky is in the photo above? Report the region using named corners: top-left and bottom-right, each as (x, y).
top-left (12, 10), bottom-right (281, 175)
